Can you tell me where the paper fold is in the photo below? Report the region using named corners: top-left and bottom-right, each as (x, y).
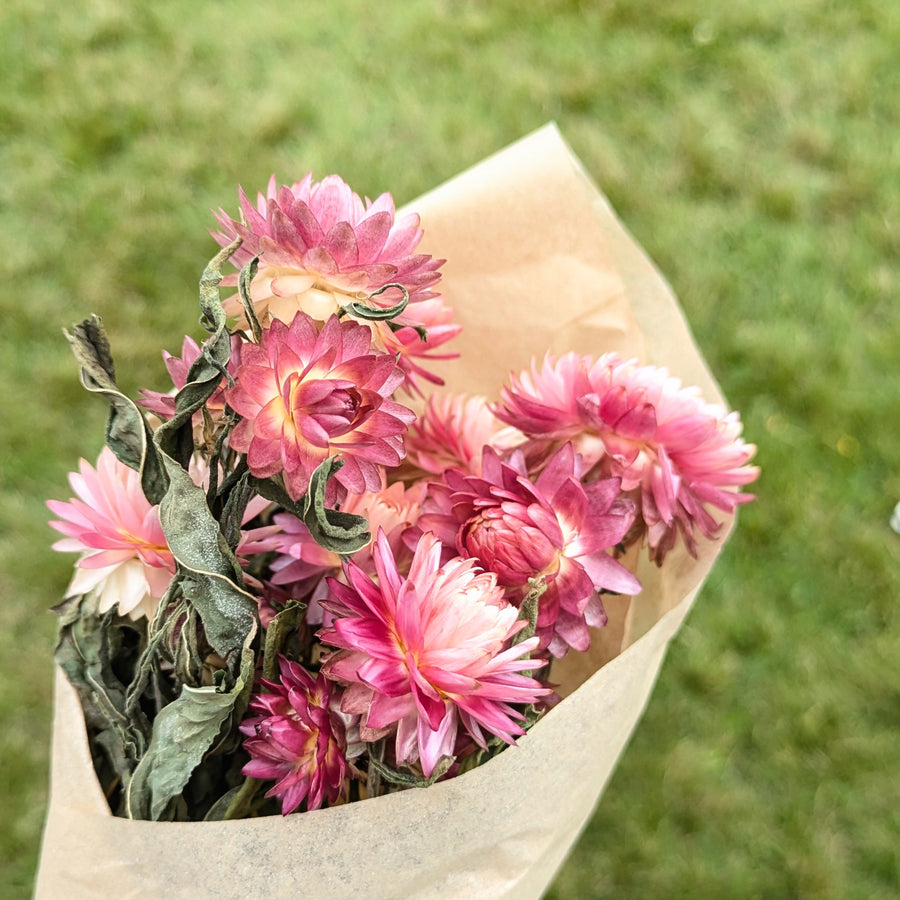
top-left (36, 123), bottom-right (735, 900)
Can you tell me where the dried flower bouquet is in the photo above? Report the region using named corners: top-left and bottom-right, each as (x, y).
top-left (37, 125), bottom-right (756, 899)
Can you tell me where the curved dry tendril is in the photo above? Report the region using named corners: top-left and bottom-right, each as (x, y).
top-left (341, 282), bottom-right (410, 322)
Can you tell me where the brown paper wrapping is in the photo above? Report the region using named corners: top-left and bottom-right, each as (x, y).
top-left (35, 123), bottom-right (736, 899)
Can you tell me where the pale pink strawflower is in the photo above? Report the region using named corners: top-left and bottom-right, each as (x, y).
top-left (403, 393), bottom-right (521, 478)
top-left (340, 478), bottom-right (425, 576)
top-left (372, 295), bottom-right (461, 395)
top-left (418, 444), bottom-right (641, 656)
top-left (353, 479), bottom-right (424, 550)
top-left (495, 352), bottom-right (759, 563)
top-left (47, 447), bottom-right (175, 620)
top-left (224, 312), bottom-right (416, 500)
top-left (320, 531), bottom-right (549, 777)
top-left (240, 656), bottom-right (350, 814)
top-left (268, 478), bottom-right (425, 628)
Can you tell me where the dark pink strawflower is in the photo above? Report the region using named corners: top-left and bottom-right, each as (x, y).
top-left (240, 656), bottom-right (349, 814)
top-left (495, 352), bottom-right (759, 563)
top-left (418, 445), bottom-right (640, 657)
top-left (224, 312), bottom-right (416, 499)
top-left (47, 447), bottom-right (175, 620)
top-left (320, 531), bottom-right (549, 777)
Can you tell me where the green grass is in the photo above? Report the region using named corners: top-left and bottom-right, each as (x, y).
top-left (2, 0), bottom-right (898, 896)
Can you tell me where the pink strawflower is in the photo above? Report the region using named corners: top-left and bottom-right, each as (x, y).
top-left (224, 312), bottom-right (416, 500)
top-left (266, 507), bottom-right (346, 628)
top-left (268, 478), bottom-right (424, 628)
top-left (212, 173), bottom-right (444, 324)
top-left (138, 333), bottom-right (243, 420)
top-left (403, 393), bottom-right (520, 477)
top-left (47, 447), bottom-right (175, 620)
top-left (212, 174), bottom-right (458, 392)
top-left (320, 531), bottom-right (549, 777)
top-left (271, 477), bottom-right (423, 586)
top-left (240, 656), bottom-right (349, 814)
top-left (372, 295), bottom-right (461, 395)
top-left (418, 445), bottom-right (641, 656)
top-left (269, 512), bottom-right (342, 595)
top-left (495, 352), bottom-right (759, 563)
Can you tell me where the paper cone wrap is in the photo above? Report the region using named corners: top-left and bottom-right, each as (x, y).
top-left (36, 124), bottom-right (736, 899)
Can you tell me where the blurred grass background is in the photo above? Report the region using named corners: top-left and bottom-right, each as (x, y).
top-left (2, 0), bottom-right (898, 896)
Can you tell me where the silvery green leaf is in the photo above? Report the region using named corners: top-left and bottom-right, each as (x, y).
top-left (156, 457), bottom-right (257, 664)
top-left (125, 627), bottom-right (256, 821)
top-left (53, 597), bottom-right (150, 807)
top-left (64, 316), bottom-right (168, 505)
top-left (301, 457), bottom-right (371, 555)
top-left (153, 238), bottom-right (241, 469)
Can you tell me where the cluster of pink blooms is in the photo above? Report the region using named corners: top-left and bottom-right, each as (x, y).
top-left (210, 173), bottom-right (458, 395)
top-left (49, 173), bottom-right (757, 817)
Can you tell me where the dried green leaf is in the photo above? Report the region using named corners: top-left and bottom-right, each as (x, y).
top-left (301, 457), bottom-right (371, 555)
top-left (54, 597), bottom-right (150, 803)
top-left (218, 467), bottom-right (255, 552)
top-left (157, 458), bottom-right (258, 664)
top-left (368, 754), bottom-right (454, 788)
top-left (154, 239), bottom-right (241, 469)
top-left (238, 255), bottom-right (262, 343)
top-left (203, 785), bottom-right (243, 821)
top-left (64, 316), bottom-right (168, 504)
top-left (513, 576), bottom-right (546, 646)
top-left (125, 627), bottom-right (256, 821)
top-left (261, 602), bottom-right (306, 681)
top-left (341, 282), bottom-right (409, 322)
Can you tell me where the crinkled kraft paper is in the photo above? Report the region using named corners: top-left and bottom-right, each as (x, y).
top-left (36, 123), bottom-right (735, 900)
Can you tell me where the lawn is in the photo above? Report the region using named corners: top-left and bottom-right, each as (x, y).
top-left (1, 1), bottom-right (898, 897)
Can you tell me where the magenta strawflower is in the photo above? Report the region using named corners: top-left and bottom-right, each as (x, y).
top-left (418, 444), bottom-right (641, 656)
top-left (320, 531), bottom-right (549, 777)
top-left (47, 447), bottom-right (175, 620)
top-left (495, 352), bottom-right (759, 563)
top-left (240, 656), bottom-right (350, 814)
top-left (224, 312), bottom-right (416, 499)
